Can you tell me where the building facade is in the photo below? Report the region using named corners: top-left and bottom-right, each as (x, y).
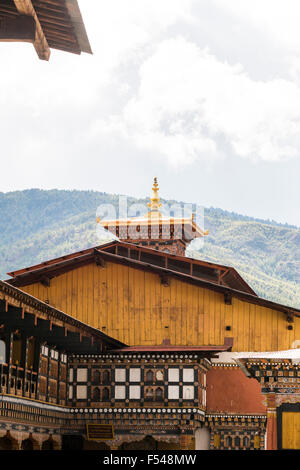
top-left (1, 180), bottom-right (299, 450)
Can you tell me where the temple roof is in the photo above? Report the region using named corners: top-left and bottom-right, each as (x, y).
top-left (98, 177), bottom-right (209, 242)
top-left (6, 239), bottom-right (256, 295)
top-left (0, 0), bottom-right (91, 60)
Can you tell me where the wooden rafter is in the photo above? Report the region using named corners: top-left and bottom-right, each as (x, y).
top-left (0, 14), bottom-right (36, 42)
top-left (13, 0), bottom-right (50, 60)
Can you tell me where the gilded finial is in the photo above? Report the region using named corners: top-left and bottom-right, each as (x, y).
top-left (147, 177), bottom-right (162, 214)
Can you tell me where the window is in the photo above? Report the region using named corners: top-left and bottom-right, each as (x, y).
top-left (145, 370), bottom-right (154, 382)
top-left (168, 368), bottom-right (179, 382)
top-left (226, 436), bottom-right (232, 447)
top-left (129, 368), bottom-right (141, 382)
top-left (155, 387), bottom-right (163, 401)
top-left (77, 368), bottom-right (87, 382)
top-left (76, 385), bottom-right (87, 399)
top-left (102, 370), bottom-right (110, 384)
top-left (156, 370), bottom-right (164, 381)
top-left (145, 387), bottom-right (154, 400)
top-left (61, 354), bottom-right (67, 364)
top-left (93, 387), bottom-right (100, 401)
top-left (183, 386), bottom-right (194, 400)
top-left (115, 368), bottom-right (126, 382)
top-left (0, 340), bottom-right (5, 363)
top-left (102, 387), bottom-right (110, 400)
top-left (234, 436), bottom-right (240, 447)
top-left (168, 385), bottom-right (179, 399)
top-left (94, 370), bottom-right (100, 384)
top-left (12, 334), bottom-right (21, 365)
top-left (129, 385), bottom-right (140, 399)
top-left (183, 368), bottom-right (194, 382)
top-left (50, 349), bottom-right (58, 360)
top-left (115, 386), bottom-right (126, 399)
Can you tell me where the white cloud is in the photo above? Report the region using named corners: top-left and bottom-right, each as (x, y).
top-left (94, 36), bottom-right (300, 165)
top-left (1, 0), bottom-right (300, 226)
top-left (79, 0), bottom-right (194, 77)
top-left (214, 0), bottom-right (300, 51)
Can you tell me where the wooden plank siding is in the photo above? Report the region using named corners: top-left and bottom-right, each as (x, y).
top-left (20, 261), bottom-right (300, 351)
top-left (282, 412), bottom-right (300, 449)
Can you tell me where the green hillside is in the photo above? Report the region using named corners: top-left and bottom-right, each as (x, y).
top-left (0, 189), bottom-right (299, 309)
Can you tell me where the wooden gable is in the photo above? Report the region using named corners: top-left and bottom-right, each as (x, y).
top-left (16, 258), bottom-right (300, 352)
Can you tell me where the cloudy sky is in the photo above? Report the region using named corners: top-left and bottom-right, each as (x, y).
top-left (1, 0), bottom-right (300, 226)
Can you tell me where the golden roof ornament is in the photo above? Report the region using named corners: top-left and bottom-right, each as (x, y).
top-left (147, 177), bottom-right (162, 214)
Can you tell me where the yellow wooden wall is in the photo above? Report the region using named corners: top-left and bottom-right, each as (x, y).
top-left (20, 262), bottom-right (300, 350)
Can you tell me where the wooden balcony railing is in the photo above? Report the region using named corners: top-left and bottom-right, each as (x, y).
top-left (0, 363), bottom-right (37, 399)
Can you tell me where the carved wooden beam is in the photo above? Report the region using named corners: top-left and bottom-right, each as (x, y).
top-left (94, 251), bottom-right (106, 268)
top-left (160, 274), bottom-right (170, 287)
top-left (286, 311), bottom-right (295, 323)
top-left (219, 269), bottom-right (230, 284)
top-left (40, 275), bottom-right (51, 288)
top-left (224, 292), bottom-right (232, 305)
top-left (13, 0), bottom-right (50, 60)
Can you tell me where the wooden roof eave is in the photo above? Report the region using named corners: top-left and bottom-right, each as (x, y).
top-left (6, 240), bottom-right (240, 280)
top-left (7, 251), bottom-right (95, 286)
top-left (6, 246), bottom-right (300, 320)
top-left (6, 249), bottom-right (235, 290)
top-left (0, 0), bottom-right (91, 58)
top-left (111, 337), bottom-right (234, 354)
top-left (222, 269), bottom-right (257, 297)
top-left (64, 0), bottom-right (92, 54)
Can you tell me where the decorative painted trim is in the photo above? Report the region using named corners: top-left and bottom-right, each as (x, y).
top-left (210, 363), bottom-right (239, 368)
top-left (69, 407), bottom-right (205, 416)
top-left (206, 414), bottom-right (266, 419)
top-left (0, 421), bottom-right (60, 435)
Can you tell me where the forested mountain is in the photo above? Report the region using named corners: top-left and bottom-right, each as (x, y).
top-left (0, 189), bottom-right (299, 308)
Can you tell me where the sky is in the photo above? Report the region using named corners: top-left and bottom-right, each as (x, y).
top-left (1, 0), bottom-right (300, 226)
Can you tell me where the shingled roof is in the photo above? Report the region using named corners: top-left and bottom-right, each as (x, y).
top-left (6, 240), bottom-right (300, 320)
top-left (7, 239), bottom-right (256, 295)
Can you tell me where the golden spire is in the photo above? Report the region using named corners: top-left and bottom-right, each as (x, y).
top-left (147, 177), bottom-right (162, 214)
